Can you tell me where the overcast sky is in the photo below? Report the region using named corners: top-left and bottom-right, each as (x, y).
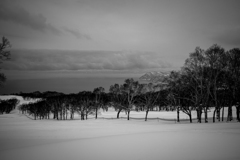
top-left (1, 0), bottom-right (240, 94)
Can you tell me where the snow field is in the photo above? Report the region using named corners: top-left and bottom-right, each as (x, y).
top-left (0, 95), bottom-right (240, 160)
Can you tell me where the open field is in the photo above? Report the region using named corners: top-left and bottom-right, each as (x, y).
top-left (0, 95), bottom-right (240, 160)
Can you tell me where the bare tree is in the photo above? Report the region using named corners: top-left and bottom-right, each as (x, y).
top-left (121, 78), bottom-right (141, 120)
top-left (109, 83), bottom-right (128, 118)
top-left (0, 37), bottom-right (11, 86)
top-left (183, 47), bottom-right (210, 123)
top-left (225, 48), bottom-right (240, 121)
top-left (93, 87), bottom-right (105, 119)
top-left (136, 83), bottom-right (161, 121)
top-left (204, 44), bottom-right (227, 122)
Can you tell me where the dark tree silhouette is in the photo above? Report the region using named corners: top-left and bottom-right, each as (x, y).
top-left (109, 84), bottom-right (128, 118)
top-left (93, 87), bottom-right (105, 119)
top-left (0, 37), bottom-right (11, 86)
top-left (0, 98), bottom-right (19, 114)
top-left (136, 83), bottom-right (161, 121)
top-left (121, 78), bottom-right (141, 120)
top-left (225, 48), bottom-right (240, 121)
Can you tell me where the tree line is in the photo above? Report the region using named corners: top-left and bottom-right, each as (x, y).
top-left (11, 44), bottom-right (240, 123)
top-left (0, 98), bottom-right (19, 114)
top-left (167, 44), bottom-right (240, 123)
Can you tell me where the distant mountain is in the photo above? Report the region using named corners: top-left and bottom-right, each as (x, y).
top-left (139, 71), bottom-right (169, 83)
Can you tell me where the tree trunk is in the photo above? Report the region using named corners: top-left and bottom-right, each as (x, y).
top-left (55, 111), bottom-right (59, 120)
top-left (204, 107), bottom-right (208, 123)
top-left (62, 108), bottom-right (64, 120)
top-left (189, 112), bottom-right (192, 123)
top-left (199, 105), bottom-right (202, 123)
top-left (214, 79), bottom-right (218, 122)
top-left (60, 108), bottom-right (62, 120)
top-left (145, 110), bottom-right (149, 121)
top-left (117, 108), bottom-right (122, 118)
top-left (177, 107), bottom-right (180, 122)
top-left (71, 112), bottom-right (74, 120)
top-left (196, 108), bottom-right (199, 122)
top-left (65, 108), bottom-right (68, 120)
top-left (213, 108), bottom-right (216, 123)
top-left (221, 106), bottom-right (224, 121)
top-left (227, 105), bottom-right (232, 122)
top-left (53, 110), bottom-right (56, 119)
top-left (127, 110), bottom-right (130, 120)
top-left (217, 108), bottom-right (220, 122)
top-left (81, 111), bottom-right (85, 120)
top-left (199, 110), bottom-right (202, 123)
top-left (95, 107), bottom-right (98, 119)
top-left (236, 105), bottom-right (240, 122)
top-left (196, 107), bottom-right (202, 123)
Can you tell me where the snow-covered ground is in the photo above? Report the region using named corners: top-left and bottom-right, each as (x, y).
top-left (0, 95), bottom-right (240, 160)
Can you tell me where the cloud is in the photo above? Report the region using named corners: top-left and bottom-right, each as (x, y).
top-left (0, 1), bottom-right (61, 35)
top-left (2, 49), bottom-right (172, 71)
top-left (63, 28), bottom-right (91, 40)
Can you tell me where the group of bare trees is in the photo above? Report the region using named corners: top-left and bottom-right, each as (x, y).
top-left (1, 38), bottom-right (240, 123)
top-left (0, 98), bottom-right (19, 114)
top-left (109, 80), bottom-right (167, 121)
top-left (18, 79), bottom-right (164, 121)
top-left (19, 88), bottom-right (109, 120)
top-left (17, 45), bottom-right (240, 122)
top-left (167, 44), bottom-right (240, 123)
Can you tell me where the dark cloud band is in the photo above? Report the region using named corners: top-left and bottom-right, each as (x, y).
top-left (2, 49), bottom-right (171, 71)
top-left (0, 1), bottom-right (61, 35)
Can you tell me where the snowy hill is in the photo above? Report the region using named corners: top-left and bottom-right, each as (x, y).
top-left (139, 71), bottom-right (169, 83)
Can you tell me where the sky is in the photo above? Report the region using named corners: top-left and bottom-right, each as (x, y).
top-left (0, 0), bottom-right (240, 94)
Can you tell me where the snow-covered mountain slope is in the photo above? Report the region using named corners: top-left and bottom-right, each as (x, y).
top-left (139, 71), bottom-right (169, 83)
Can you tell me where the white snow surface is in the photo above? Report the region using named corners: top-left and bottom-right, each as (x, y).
top-left (0, 95), bottom-right (240, 160)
